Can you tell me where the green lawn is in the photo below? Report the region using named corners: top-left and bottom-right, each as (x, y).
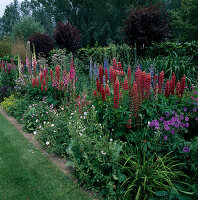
top-left (0, 113), bottom-right (91, 200)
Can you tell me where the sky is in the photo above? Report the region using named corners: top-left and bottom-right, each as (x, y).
top-left (0, 0), bottom-right (23, 18)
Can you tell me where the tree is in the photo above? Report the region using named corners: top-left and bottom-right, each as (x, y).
top-left (12, 16), bottom-right (45, 41)
top-left (0, 0), bottom-right (20, 36)
top-left (123, 4), bottom-right (170, 54)
top-left (171, 0), bottom-right (198, 41)
top-left (53, 22), bottom-right (80, 53)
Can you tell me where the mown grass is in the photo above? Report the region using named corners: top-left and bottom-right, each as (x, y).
top-left (0, 113), bottom-right (91, 200)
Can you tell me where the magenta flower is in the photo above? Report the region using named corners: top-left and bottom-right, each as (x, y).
top-left (184, 107), bottom-right (187, 112)
top-left (183, 147), bottom-right (190, 152)
top-left (164, 135), bottom-right (168, 140)
top-left (185, 117), bottom-right (189, 121)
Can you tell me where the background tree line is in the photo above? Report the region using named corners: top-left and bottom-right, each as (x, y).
top-left (0, 0), bottom-right (197, 48)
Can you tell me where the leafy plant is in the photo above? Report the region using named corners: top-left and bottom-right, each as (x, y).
top-left (121, 147), bottom-right (188, 200)
top-left (1, 95), bottom-right (16, 112)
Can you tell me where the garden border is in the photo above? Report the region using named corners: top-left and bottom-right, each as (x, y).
top-left (0, 106), bottom-right (99, 200)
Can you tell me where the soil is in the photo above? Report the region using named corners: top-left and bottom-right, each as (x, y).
top-left (0, 107), bottom-right (99, 200)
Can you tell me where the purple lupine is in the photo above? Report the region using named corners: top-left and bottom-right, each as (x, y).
top-left (90, 58), bottom-right (93, 79)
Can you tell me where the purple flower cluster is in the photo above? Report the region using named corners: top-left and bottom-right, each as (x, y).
top-left (183, 147), bottom-right (190, 153)
top-left (149, 112), bottom-right (191, 141)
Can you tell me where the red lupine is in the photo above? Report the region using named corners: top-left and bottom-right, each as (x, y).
top-left (180, 75), bottom-right (185, 97)
top-left (141, 71), bottom-right (146, 99)
top-left (105, 85), bottom-right (110, 96)
top-left (101, 85), bottom-right (106, 101)
top-left (124, 77), bottom-right (129, 90)
top-left (158, 71), bottom-right (164, 94)
top-left (132, 81), bottom-right (139, 121)
top-left (93, 90), bottom-right (97, 96)
top-left (40, 73), bottom-right (44, 84)
top-left (110, 66), bottom-right (115, 84)
top-left (105, 68), bottom-right (108, 84)
top-left (36, 78), bottom-right (39, 87)
top-left (135, 67), bottom-right (142, 103)
top-left (55, 65), bottom-right (60, 82)
top-left (114, 77), bottom-right (120, 109)
top-left (99, 65), bottom-right (103, 85)
top-left (126, 118), bottom-right (132, 129)
top-left (112, 57), bottom-right (117, 70)
top-left (50, 69), bottom-right (53, 81)
top-left (32, 78), bottom-right (36, 88)
top-left (171, 72), bottom-right (176, 95)
top-left (176, 81), bottom-right (180, 97)
top-left (145, 73), bottom-right (151, 99)
top-left (45, 87), bottom-right (48, 92)
top-left (41, 84), bottom-right (44, 91)
top-left (44, 68), bottom-right (47, 79)
top-left (165, 79), bottom-right (170, 97)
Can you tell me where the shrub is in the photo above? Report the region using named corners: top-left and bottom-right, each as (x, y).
top-left (53, 22), bottom-right (80, 53)
top-left (12, 16), bottom-right (45, 41)
top-left (123, 4), bottom-right (170, 54)
top-left (29, 32), bottom-right (54, 57)
top-left (1, 95), bottom-right (16, 112)
top-left (8, 98), bottom-right (29, 120)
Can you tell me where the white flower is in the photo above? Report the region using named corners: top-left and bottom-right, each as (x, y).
top-left (70, 116), bottom-right (72, 119)
top-left (33, 131), bottom-right (37, 135)
top-left (80, 116), bottom-right (83, 119)
top-left (53, 130), bottom-right (56, 133)
top-left (110, 138), bottom-right (113, 142)
top-left (71, 113), bottom-right (74, 115)
top-left (69, 122), bottom-right (71, 124)
top-left (79, 133), bottom-right (82, 136)
top-left (101, 151), bottom-right (106, 155)
top-left (84, 116), bottom-right (86, 119)
top-left (36, 119), bottom-right (39, 123)
top-left (148, 121), bottom-right (151, 127)
top-left (84, 112), bottom-right (87, 116)
top-left (56, 114), bottom-right (58, 116)
top-left (44, 121), bottom-right (46, 125)
top-left (47, 122), bottom-right (49, 124)
top-left (51, 124), bottom-right (54, 127)
top-left (39, 125), bottom-right (42, 129)
top-left (77, 122), bottom-right (79, 124)
top-left (46, 141), bottom-right (50, 145)
top-left (61, 107), bottom-right (64, 110)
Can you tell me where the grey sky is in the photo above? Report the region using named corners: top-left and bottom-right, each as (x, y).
top-left (0, 0), bottom-right (23, 18)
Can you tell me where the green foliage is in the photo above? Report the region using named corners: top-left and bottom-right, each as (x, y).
top-left (171, 0), bottom-right (198, 41)
top-left (0, 37), bottom-right (12, 58)
top-left (0, 95), bottom-right (16, 112)
top-left (66, 108), bottom-right (125, 198)
top-left (78, 43), bottom-right (134, 66)
top-left (139, 53), bottom-right (198, 85)
top-left (36, 113), bottom-right (70, 156)
top-left (12, 16), bottom-right (45, 41)
top-left (121, 147), bottom-right (187, 200)
top-left (8, 98), bottom-right (30, 121)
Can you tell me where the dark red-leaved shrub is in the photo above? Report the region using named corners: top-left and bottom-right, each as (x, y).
top-left (123, 4), bottom-right (170, 54)
top-left (29, 32), bottom-right (54, 57)
top-left (53, 22), bottom-right (81, 53)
